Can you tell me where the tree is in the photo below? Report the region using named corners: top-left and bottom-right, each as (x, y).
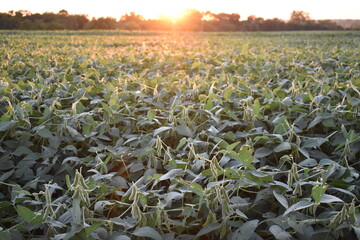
top-left (213, 13), bottom-right (240, 23)
top-left (239, 15), bottom-right (262, 31)
top-left (119, 12), bottom-right (144, 30)
top-left (290, 10), bottom-right (310, 25)
top-left (175, 9), bottom-right (203, 31)
top-left (85, 17), bottom-right (118, 30)
top-left (210, 13), bottom-right (241, 31)
top-left (120, 12), bottom-right (144, 23)
top-left (262, 18), bottom-right (286, 31)
top-left (58, 10), bottom-right (69, 15)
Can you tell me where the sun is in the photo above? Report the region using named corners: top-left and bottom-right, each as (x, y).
top-left (155, 7), bottom-right (187, 22)
top-left (136, 2), bottom-right (188, 22)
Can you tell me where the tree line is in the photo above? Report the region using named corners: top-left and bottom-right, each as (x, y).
top-left (0, 9), bottom-right (344, 31)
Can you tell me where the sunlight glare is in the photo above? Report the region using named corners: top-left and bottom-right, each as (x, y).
top-left (154, 6), bottom-right (186, 22)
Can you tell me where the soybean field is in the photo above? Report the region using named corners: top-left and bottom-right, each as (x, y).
top-left (0, 31), bottom-right (360, 239)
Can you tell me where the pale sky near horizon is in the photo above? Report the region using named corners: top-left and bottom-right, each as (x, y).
top-left (1, 0), bottom-right (359, 20)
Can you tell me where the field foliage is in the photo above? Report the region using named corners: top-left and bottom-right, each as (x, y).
top-left (0, 31), bottom-right (360, 239)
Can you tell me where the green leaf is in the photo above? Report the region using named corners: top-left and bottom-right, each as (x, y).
top-left (111, 235), bottom-right (131, 240)
top-left (273, 142), bottom-right (291, 152)
top-left (223, 86), bottom-right (234, 101)
top-left (241, 43), bottom-right (249, 52)
top-left (133, 226), bottom-right (163, 240)
top-left (159, 169), bottom-right (183, 181)
top-left (16, 205), bottom-right (43, 224)
top-left (215, 137), bottom-right (229, 149)
top-left (238, 145), bottom-right (254, 168)
top-left (237, 220), bottom-right (259, 240)
top-left (296, 146), bottom-right (310, 158)
top-left (108, 92), bottom-right (119, 107)
top-left (328, 187), bottom-right (356, 199)
top-left (176, 138), bottom-right (187, 150)
top-left (204, 98), bottom-right (214, 110)
top-left (66, 126), bottom-right (84, 140)
top-left (238, 145), bottom-right (253, 160)
top-left (0, 121), bottom-right (17, 132)
top-left (195, 223), bottom-right (220, 237)
top-left (179, 180), bottom-right (205, 197)
top-left (198, 94), bottom-right (208, 102)
top-left (253, 99), bottom-right (262, 118)
top-left (109, 217), bottom-right (136, 230)
top-left (311, 185), bottom-right (328, 203)
top-left (281, 97), bottom-right (293, 106)
top-left (235, 209), bottom-right (248, 219)
top-left (274, 116), bottom-right (290, 135)
top-left (273, 190), bottom-right (289, 209)
top-left (0, 230), bottom-right (11, 240)
top-left (0, 169), bottom-right (14, 182)
top-left (353, 226), bottom-right (360, 240)
top-left (191, 61), bottom-right (205, 69)
top-left (269, 225), bottom-right (292, 240)
top-left (307, 116), bottom-right (323, 129)
top-left (153, 126), bottom-right (172, 136)
top-left (283, 201), bottom-right (314, 216)
top-left (302, 137), bottom-right (327, 148)
top-left (147, 109), bottom-right (156, 121)
top-left (320, 194), bottom-right (344, 203)
top-left (37, 127), bottom-right (53, 138)
top-left (63, 224), bottom-right (83, 240)
top-left (321, 118), bottom-right (335, 127)
top-left (175, 125), bottom-right (193, 138)
top-left (298, 158), bottom-right (317, 167)
top-left (226, 141), bottom-right (240, 152)
top-left (13, 146), bottom-right (33, 156)
top-left (254, 147), bottom-right (272, 158)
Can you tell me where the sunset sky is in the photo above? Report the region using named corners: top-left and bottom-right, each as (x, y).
top-left (1, 0), bottom-right (359, 20)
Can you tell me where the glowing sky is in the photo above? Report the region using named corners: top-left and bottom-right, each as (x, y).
top-left (1, 0), bottom-right (359, 20)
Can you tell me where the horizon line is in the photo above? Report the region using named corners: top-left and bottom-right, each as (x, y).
top-left (2, 9), bottom-right (360, 21)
